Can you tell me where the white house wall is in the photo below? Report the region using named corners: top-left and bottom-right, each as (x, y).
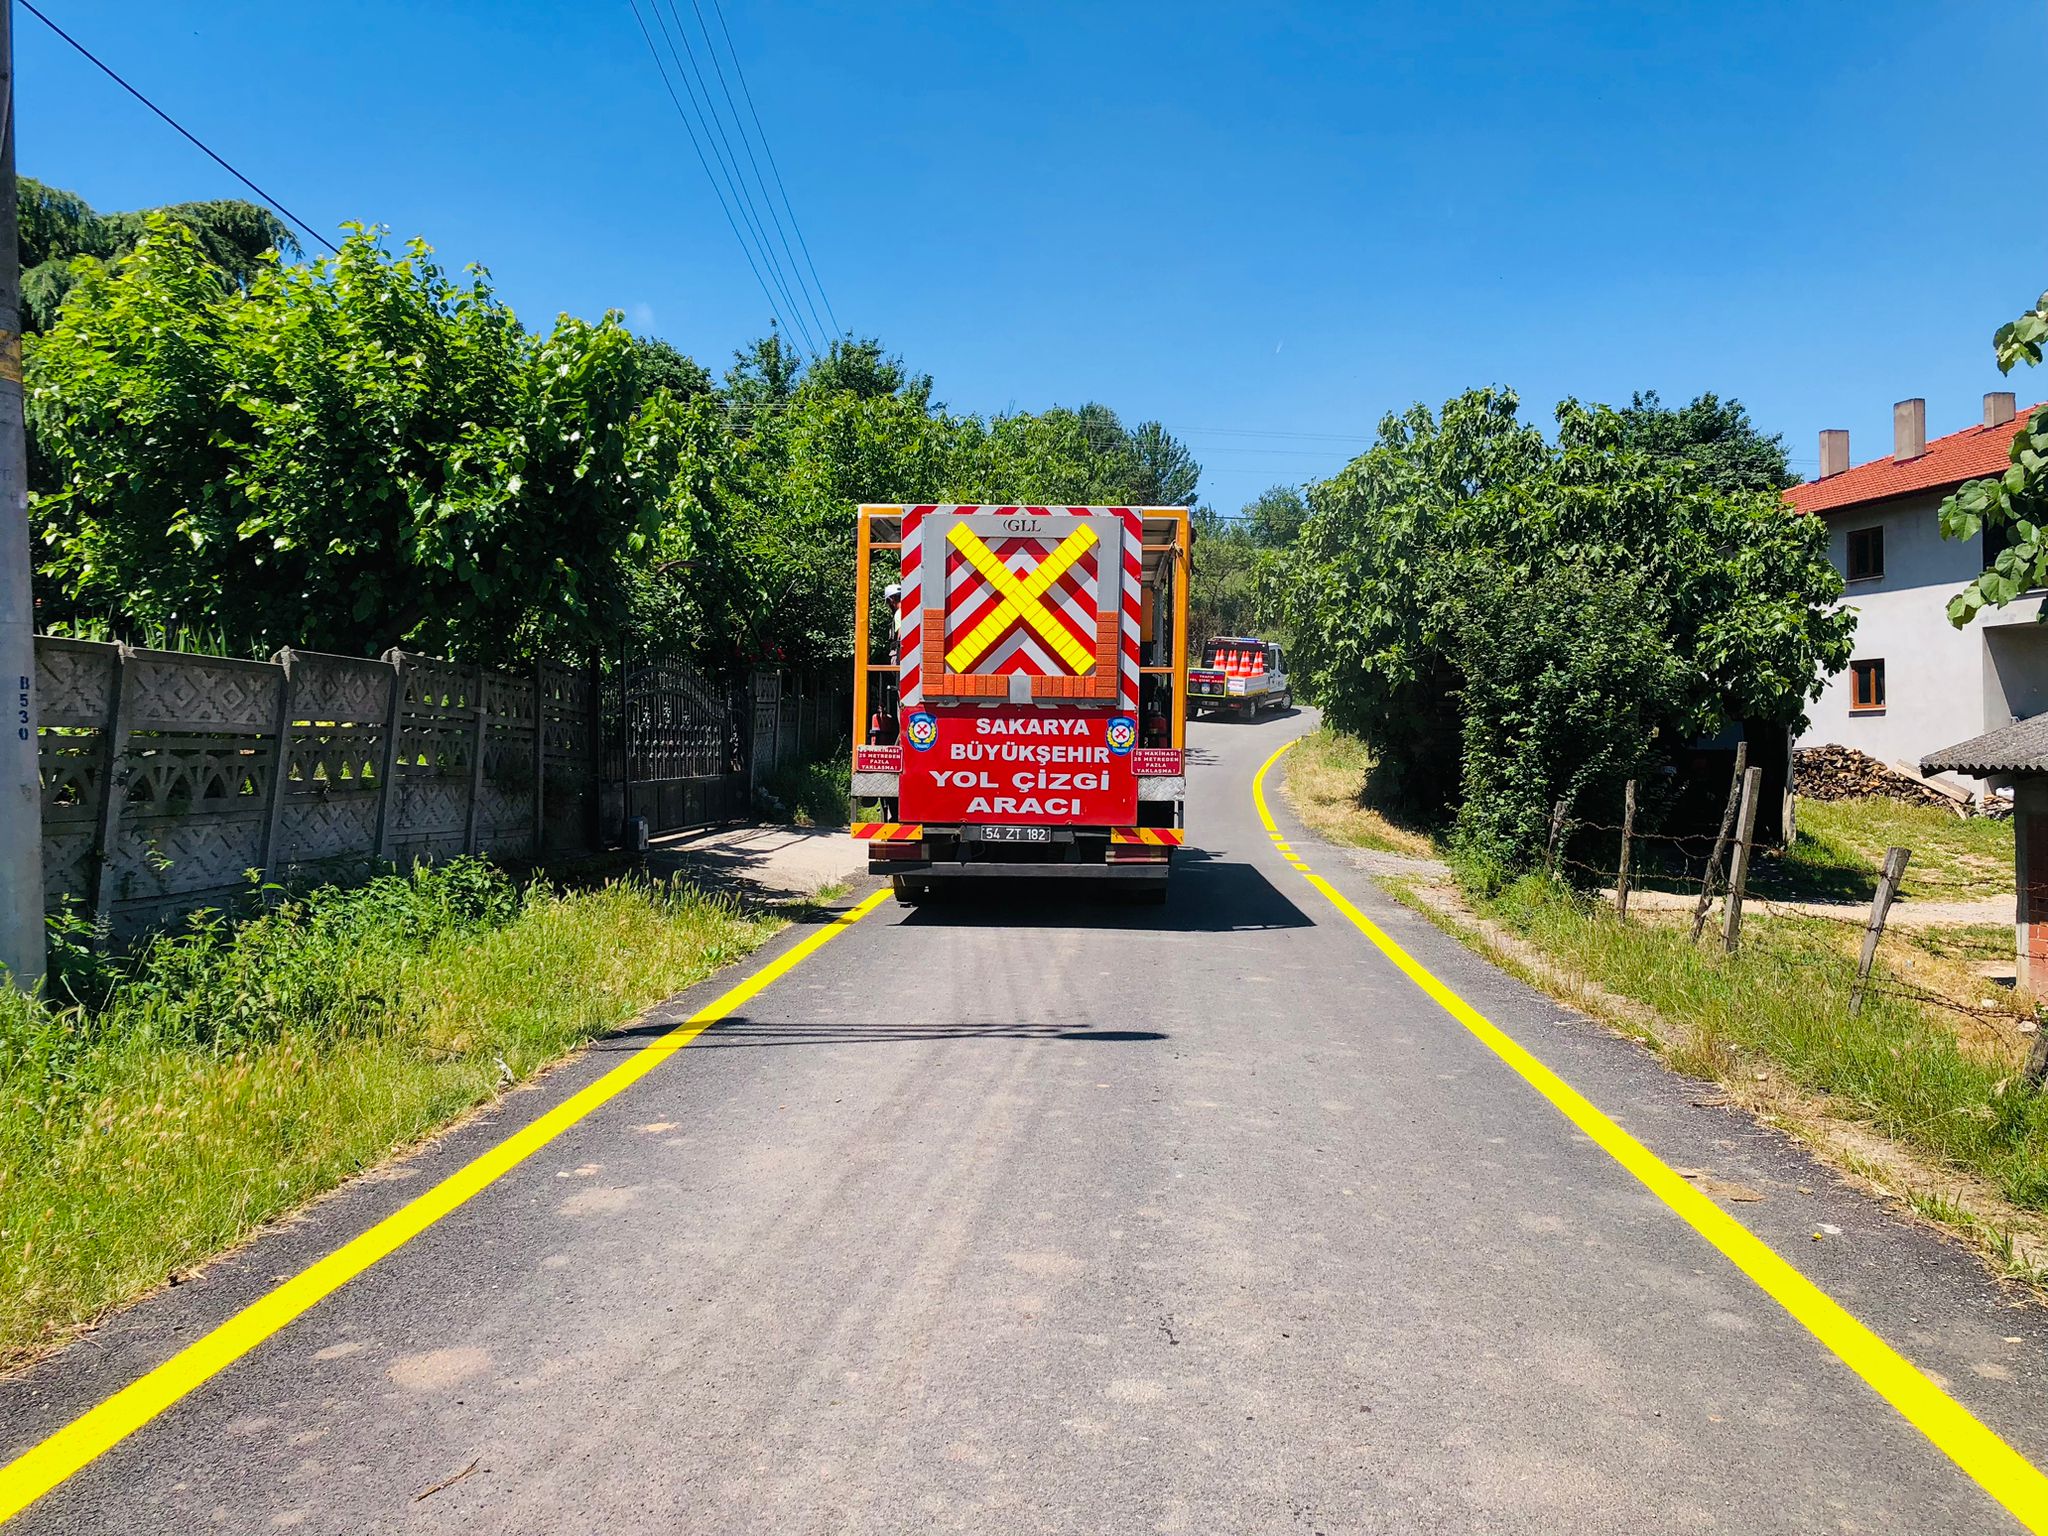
top-left (1799, 490), bottom-right (2045, 780)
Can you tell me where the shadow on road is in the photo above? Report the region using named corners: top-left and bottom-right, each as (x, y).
top-left (899, 852), bottom-right (1312, 933)
top-left (684, 1018), bottom-right (1170, 1049)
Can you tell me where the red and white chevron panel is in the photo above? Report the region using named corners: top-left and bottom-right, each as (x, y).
top-left (897, 505), bottom-right (1140, 710)
top-left (945, 530), bottom-right (1099, 676)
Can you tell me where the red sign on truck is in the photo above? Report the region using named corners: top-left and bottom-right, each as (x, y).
top-left (898, 705), bottom-right (1139, 826)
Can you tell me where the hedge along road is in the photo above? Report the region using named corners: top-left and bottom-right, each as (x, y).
top-left (4, 714), bottom-right (2048, 1531)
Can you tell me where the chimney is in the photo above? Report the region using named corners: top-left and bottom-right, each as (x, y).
top-left (1893, 397), bottom-right (1926, 462)
top-left (1819, 429), bottom-right (1850, 479)
top-left (1986, 391), bottom-right (2017, 428)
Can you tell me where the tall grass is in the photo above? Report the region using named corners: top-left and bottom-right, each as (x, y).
top-left (0, 860), bottom-right (773, 1369)
top-left (1478, 875), bottom-right (2048, 1210)
top-left (759, 752), bottom-right (853, 828)
top-left (1282, 729), bottom-right (1439, 858)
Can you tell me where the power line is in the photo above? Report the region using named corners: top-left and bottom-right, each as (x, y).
top-left (686, 0), bottom-right (833, 348)
top-left (626, 0), bottom-right (801, 354)
top-left (706, 0), bottom-right (839, 338)
top-left (647, 0), bottom-right (820, 355)
top-left (18, 0), bottom-right (337, 256)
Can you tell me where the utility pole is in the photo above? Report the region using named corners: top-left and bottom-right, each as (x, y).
top-left (0, 0), bottom-right (44, 993)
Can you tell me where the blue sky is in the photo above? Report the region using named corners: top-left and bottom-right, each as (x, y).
top-left (18, 1), bottom-right (2047, 509)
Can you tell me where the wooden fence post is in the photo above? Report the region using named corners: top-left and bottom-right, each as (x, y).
top-left (1849, 845), bottom-right (1911, 1016)
top-left (373, 651), bottom-right (407, 865)
top-left (256, 648), bottom-right (300, 890)
top-left (1615, 779), bottom-right (1637, 918)
top-left (1690, 741), bottom-right (1749, 943)
top-left (1544, 798), bottom-right (1569, 879)
top-left (464, 664), bottom-right (489, 856)
top-left (531, 661), bottom-right (548, 862)
top-left (2024, 1008), bottom-right (2048, 1092)
top-left (88, 645), bottom-right (135, 925)
top-left (1722, 766), bottom-right (1763, 954)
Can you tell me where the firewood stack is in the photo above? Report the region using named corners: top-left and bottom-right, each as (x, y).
top-left (1792, 743), bottom-right (1954, 807)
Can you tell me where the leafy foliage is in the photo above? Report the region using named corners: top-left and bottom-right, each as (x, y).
top-left (1453, 564), bottom-right (1686, 870)
top-left (1187, 488), bottom-right (1300, 645)
top-left (30, 223), bottom-right (681, 657)
top-left (632, 344), bottom-right (1204, 669)
top-left (1941, 289), bottom-right (2048, 627)
top-left (1242, 484), bottom-right (1307, 547)
top-left (17, 175), bottom-right (297, 334)
top-left (1613, 389), bottom-right (1795, 494)
top-left (1280, 389), bottom-right (1548, 806)
top-left (28, 220), bottom-right (1200, 669)
top-left (1278, 389), bottom-right (1852, 865)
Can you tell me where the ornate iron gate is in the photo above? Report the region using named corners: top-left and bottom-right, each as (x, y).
top-left (604, 659), bottom-right (747, 838)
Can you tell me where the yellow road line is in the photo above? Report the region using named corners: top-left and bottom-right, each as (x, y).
top-left (1251, 738), bottom-right (2048, 1533)
top-left (0, 890), bottom-right (891, 1527)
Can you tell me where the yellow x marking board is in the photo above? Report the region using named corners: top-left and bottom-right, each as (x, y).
top-left (943, 521), bottom-right (1100, 674)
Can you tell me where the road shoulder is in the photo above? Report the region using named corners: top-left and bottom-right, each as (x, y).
top-left (0, 888), bottom-right (879, 1475)
top-left (1264, 749), bottom-right (2048, 1480)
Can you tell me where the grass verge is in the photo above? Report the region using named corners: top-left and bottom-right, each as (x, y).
top-left (1281, 728), bottom-right (1438, 858)
top-left (1280, 730), bottom-right (2048, 1280)
top-left (0, 860), bottom-right (775, 1371)
top-left (1380, 871), bottom-right (2048, 1284)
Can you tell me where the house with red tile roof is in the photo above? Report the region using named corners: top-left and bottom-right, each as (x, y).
top-left (1785, 392), bottom-right (2046, 788)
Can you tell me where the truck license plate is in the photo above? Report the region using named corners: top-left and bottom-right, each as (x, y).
top-left (982, 825), bottom-right (1051, 843)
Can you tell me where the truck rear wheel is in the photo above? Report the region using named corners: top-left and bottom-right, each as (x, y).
top-left (891, 874), bottom-right (925, 903)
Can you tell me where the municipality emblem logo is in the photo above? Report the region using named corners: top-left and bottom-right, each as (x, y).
top-left (905, 711), bottom-right (939, 750)
top-left (1105, 716), bottom-right (1136, 754)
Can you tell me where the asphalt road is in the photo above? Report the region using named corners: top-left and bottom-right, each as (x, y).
top-left (6, 710), bottom-right (2048, 1533)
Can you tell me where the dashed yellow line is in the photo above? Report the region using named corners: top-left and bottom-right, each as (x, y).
top-left (0, 890), bottom-right (891, 1527)
top-left (1252, 737), bottom-right (2048, 1533)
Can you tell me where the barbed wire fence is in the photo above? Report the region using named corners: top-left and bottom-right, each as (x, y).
top-left (1540, 759), bottom-right (2048, 1087)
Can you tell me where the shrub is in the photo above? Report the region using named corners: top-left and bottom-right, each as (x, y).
top-left (1452, 564), bottom-right (1687, 868)
top-left (1278, 392), bottom-right (1852, 869)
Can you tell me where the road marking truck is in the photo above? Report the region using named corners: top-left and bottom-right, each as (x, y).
top-left (1187, 636), bottom-right (1291, 719)
top-left (850, 504), bottom-right (1192, 902)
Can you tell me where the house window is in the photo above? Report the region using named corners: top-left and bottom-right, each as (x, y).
top-left (1846, 526), bottom-right (1884, 581)
top-left (1851, 659), bottom-right (1886, 712)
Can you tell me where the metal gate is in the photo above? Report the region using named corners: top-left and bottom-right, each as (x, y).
top-left (604, 658), bottom-right (748, 838)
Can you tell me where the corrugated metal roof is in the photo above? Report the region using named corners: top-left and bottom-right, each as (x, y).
top-left (1921, 714), bottom-right (2048, 776)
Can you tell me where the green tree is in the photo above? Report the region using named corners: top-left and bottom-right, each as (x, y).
top-left (17, 175), bottom-right (298, 333)
top-left (1188, 506), bottom-right (1259, 644)
top-left (1613, 389), bottom-right (1794, 494)
top-left (953, 404), bottom-right (1200, 507)
top-left (1278, 390), bottom-right (1851, 859)
top-left (1279, 388), bottom-right (1549, 807)
top-left (29, 221), bottom-right (679, 658)
top-left (633, 336), bottom-right (712, 400)
top-left (1125, 418), bottom-right (1201, 506)
top-left (1940, 289), bottom-right (2048, 627)
top-left (1242, 484), bottom-right (1306, 547)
